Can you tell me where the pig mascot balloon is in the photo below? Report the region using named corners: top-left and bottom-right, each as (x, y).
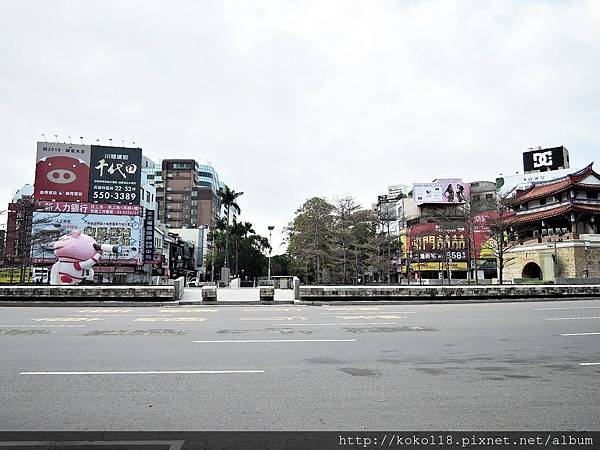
top-left (50, 229), bottom-right (119, 285)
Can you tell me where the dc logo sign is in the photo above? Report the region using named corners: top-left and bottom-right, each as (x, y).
top-left (533, 151), bottom-right (553, 168)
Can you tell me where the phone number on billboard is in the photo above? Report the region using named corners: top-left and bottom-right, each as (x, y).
top-left (92, 191), bottom-right (137, 201)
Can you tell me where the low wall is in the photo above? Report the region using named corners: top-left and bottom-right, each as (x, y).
top-left (0, 285), bottom-right (176, 301)
top-left (173, 277), bottom-right (185, 300)
top-left (299, 285), bottom-right (600, 302)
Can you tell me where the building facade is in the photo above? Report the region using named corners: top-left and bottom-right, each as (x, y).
top-left (503, 164), bottom-right (600, 282)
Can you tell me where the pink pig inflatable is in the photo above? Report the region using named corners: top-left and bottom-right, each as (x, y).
top-left (50, 229), bottom-right (119, 285)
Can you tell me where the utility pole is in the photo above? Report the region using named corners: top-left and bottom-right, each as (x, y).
top-left (268, 225), bottom-right (274, 279)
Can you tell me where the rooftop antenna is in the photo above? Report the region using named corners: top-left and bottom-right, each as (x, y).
top-left (121, 139), bottom-right (125, 147)
top-left (96, 139), bottom-right (100, 143)
top-left (41, 133), bottom-right (46, 142)
top-left (79, 137), bottom-right (84, 144)
top-left (68, 136), bottom-right (72, 144)
top-left (108, 138), bottom-right (113, 146)
top-left (54, 134), bottom-right (58, 143)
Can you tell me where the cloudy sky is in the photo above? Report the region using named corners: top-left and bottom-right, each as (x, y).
top-left (1, 0), bottom-right (599, 252)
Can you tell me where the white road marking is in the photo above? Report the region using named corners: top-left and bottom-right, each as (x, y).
top-left (579, 362), bottom-right (600, 366)
top-left (135, 317), bottom-right (207, 322)
top-left (240, 317), bottom-right (307, 321)
top-left (535, 306), bottom-right (600, 311)
top-left (323, 307), bottom-right (381, 311)
top-left (20, 370), bottom-right (265, 375)
top-left (546, 316), bottom-right (600, 321)
top-left (560, 332), bottom-right (600, 336)
top-left (336, 315), bottom-right (406, 320)
top-left (322, 311), bottom-right (416, 315)
top-left (275, 322), bottom-right (400, 326)
top-left (160, 309), bottom-right (218, 313)
top-left (0, 324), bottom-right (87, 327)
top-left (79, 309), bottom-right (133, 313)
top-left (33, 318), bottom-right (102, 322)
top-left (243, 308), bottom-right (305, 312)
top-left (193, 339), bottom-right (356, 343)
top-left (68, 315), bottom-right (172, 317)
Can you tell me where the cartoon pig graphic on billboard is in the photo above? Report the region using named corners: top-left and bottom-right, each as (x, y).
top-left (50, 230), bottom-right (120, 285)
top-left (35, 155), bottom-right (90, 202)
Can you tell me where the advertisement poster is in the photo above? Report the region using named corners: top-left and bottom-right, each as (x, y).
top-left (413, 179), bottom-right (471, 205)
top-left (36, 201), bottom-right (142, 217)
top-left (34, 142), bottom-right (91, 202)
top-left (89, 146), bottom-right (142, 205)
top-left (143, 209), bottom-right (155, 263)
top-left (408, 223), bottom-right (468, 263)
top-left (30, 211), bottom-right (143, 265)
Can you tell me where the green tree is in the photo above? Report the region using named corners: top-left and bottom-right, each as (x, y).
top-left (218, 186), bottom-right (243, 269)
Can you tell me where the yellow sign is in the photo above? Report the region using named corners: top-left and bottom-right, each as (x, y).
top-left (409, 262), bottom-right (468, 271)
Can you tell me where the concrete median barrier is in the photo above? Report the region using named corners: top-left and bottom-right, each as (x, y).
top-left (298, 285), bottom-right (600, 303)
top-left (201, 285), bottom-right (218, 302)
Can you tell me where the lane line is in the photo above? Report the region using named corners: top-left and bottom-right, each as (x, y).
top-left (68, 315), bottom-right (172, 317)
top-left (535, 306), bottom-right (600, 311)
top-left (546, 316), bottom-right (600, 321)
top-left (322, 312), bottom-right (416, 315)
top-left (579, 362), bottom-right (600, 366)
top-left (240, 317), bottom-right (306, 321)
top-left (275, 322), bottom-right (399, 326)
top-left (0, 324), bottom-right (87, 327)
top-left (561, 332), bottom-right (600, 336)
top-left (193, 339), bottom-right (356, 343)
top-left (20, 370), bottom-right (264, 375)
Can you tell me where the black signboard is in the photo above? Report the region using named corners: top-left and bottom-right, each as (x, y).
top-left (89, 146), bottom-right (142, 205)
top-left (143, 209), bottom-right (155, 263)
top-left (523, 146), bottom-right (567, 173)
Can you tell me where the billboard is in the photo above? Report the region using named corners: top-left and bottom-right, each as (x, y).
top-left (523, 146), bottom-right (569, 173)
top-left (30, 211), bottom-right (143, 265)
top-left (89, 146), bottom-right (142, 205)
top-left (413, 179), bottom-right (470, 205)
top-left (143, 209), bottom-right (155, 263)
top-left (407, 223), bottom-right (468, 264)
top-left (496, 167), bottom-right (578, 197)
top-left (34, 142), bottom-right (91, 202)
top-left (36, 201), bottom-right (142, 217)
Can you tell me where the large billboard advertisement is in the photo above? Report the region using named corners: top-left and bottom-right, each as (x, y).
top-left (407, 223), bottom-right (468, 263)
top-left (523, 146), bottom-right (568, 173)
top-left (34, 142), bottom-right (91, 202)
top-left (496, 167), bottom-right (577, 197)
top-left (413, 179), bottom-right (471, 205)
top-left (30, 211), bottom-right (143, 265)
top-left (89, 146), bottom-right (142, 205)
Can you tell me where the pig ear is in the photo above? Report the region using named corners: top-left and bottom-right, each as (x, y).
top-left (70, 230), bottom-right (81, 237)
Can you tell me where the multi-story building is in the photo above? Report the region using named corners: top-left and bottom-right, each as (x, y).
top-left (503, 163), bottom-right (600, 282)
top-left (157, 159), bottom-right (223, 229)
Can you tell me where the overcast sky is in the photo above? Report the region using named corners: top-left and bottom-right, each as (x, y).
top-left (1, 0), bottom-right (599, 252)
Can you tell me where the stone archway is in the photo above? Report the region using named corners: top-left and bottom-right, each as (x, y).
top-left (522, 262), bottom-right (542, 280)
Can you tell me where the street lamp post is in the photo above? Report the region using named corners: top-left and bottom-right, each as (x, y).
top-left (268, 225), bottom-right (274, 279)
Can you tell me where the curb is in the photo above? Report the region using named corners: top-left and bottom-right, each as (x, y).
top-left (0, 300), bottom-right (180, 307)
top-left (298, 296), bottom-right (600, 306)
top-left (179, 300), bottom-right (296, 306)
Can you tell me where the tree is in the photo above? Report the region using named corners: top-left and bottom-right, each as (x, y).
top-left (478, 197), bottom-right (518, 284)
top-left (218, 186), bottom-right (243, 269)
top-left (285, 197), bottom-right (335, 284)
top-left (331, 196), bottom-right (362, 284)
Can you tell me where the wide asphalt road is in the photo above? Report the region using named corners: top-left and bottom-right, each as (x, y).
top-left (0, 299), bottom-right (599, 431)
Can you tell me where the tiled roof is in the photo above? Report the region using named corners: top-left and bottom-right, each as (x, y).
top-left (507, 201), bottom-right (600, 225)
top-left (508, 164), bottom-right (600, 205)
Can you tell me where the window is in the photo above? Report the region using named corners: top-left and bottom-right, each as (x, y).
top-left (198, 171), bottom-right (213, 179)
top-left (539, 198), bottom-right (547, 206)
top-left (586, 191), bottom-right (599, 199)
top-left (485, 193), bottom-right (494, 200)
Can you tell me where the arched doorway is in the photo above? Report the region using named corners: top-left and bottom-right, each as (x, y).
top-left (522, 262), bottom-right (542, 280)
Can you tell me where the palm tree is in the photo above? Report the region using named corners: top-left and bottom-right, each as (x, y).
top-left (218, 186), bottom-right (243, 269)
top-left (231, 221), bottom-right (255, 275)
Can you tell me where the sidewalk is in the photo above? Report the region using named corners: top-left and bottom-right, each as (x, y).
top-left (179, 287), bottom-right (295, 305)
